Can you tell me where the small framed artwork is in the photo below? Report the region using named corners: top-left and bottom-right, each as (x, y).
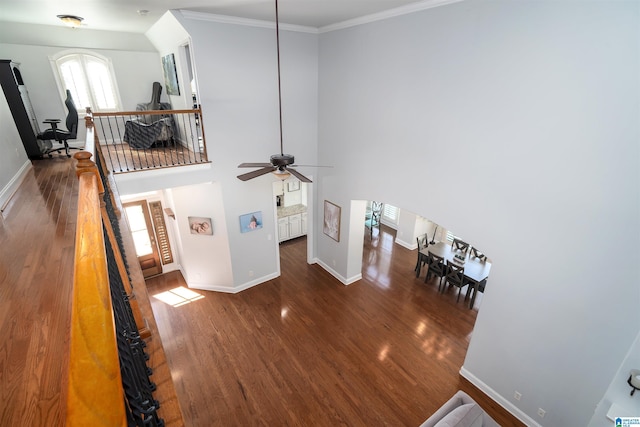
top-left (162, 53), bottom-right (180, 96)
top-left (188, 216), bottom-right (213, 235)
top-left (287, 181), bottom-right (300, 192)
top-left (240, 211), bottom-right (263, 233)
top-left (323, 200), bottom-right (341, 242)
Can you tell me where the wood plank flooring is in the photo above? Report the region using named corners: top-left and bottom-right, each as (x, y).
top-left (0, 158), bottom-right (182, 426)
top-left (0, 158), bottom-right (76, 426)
top-left (146, 228), bottom-right (525, 426)
top-left (0, 157), bottom-right (523, 426)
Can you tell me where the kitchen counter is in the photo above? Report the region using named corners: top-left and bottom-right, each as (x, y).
top-left (277, 204), bottom-right (307, 218)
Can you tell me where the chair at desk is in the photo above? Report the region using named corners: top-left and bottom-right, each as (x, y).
top-left (414, 233), bottom-right (429, 276)
top-left (37, 90), bottom-right (79, 158)
top-left (442, 262), bottom-right (467, 302)
top-left (425, 253), bottom-right (446, 288)
top-left (451, 238), bottom-right (470, 254)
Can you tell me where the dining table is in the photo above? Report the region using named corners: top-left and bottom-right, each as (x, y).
top-left (418, 241), bottom-right (491, 309)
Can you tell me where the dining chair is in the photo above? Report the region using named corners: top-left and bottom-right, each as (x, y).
top-left (414, 234), bottom-right (429, 276)
top-left (442, 262), bottom-right (467, 302)
top-left (451, 238), bottom-right (470, 254)
top-left (465, 278), bottom-right (487, 309)
top-left (469, 247), bottom-right (486, 262)
top-left (425, 253), bottom-right (446, 287)
top-left (365, 201), bottom-right (384, 237)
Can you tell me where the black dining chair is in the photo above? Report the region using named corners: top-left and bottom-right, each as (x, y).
top-left (442, 261), bottom-right (467, 302)
top-left (451, 238), bottom-right (470, 254)
top-left (469, 247), bottom-right (486, 262)
top-left (425, 253), bottom-right (446, 287)
top-left (414, 233), bottom-right (429, 276)
top-left (465, 278), bottom-right (487, 309)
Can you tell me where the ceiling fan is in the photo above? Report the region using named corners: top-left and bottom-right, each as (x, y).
top-left (237, 0), bottom-right (313, 184)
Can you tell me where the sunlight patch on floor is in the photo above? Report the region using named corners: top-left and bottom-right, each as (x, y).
top-left (153, 286), bottom-right (204, 307)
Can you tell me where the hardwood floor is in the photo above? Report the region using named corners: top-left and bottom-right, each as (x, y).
top-left (0, 158), bottom-right (523, 426)
top-left (0, 158), bottom-right (181, 426)
top-left (146, 229), bottom-right (524, 426)
top-left (0, 158), bottom-right (76, 426)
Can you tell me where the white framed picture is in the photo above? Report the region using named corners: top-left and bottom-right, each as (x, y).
top-left (323, 200), bottom-right (341, 242)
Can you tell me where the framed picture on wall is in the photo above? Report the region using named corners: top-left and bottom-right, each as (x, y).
top-left (287, 181), bottom-right (300, 192)
top-left (162, 53), bottom-right (180, 96)
top-left (240, 211), bottom-right (263, 233)
top-left (323, 200), bottom-right (341, 242)
top-left (188, 216), bottom-right (213, 235)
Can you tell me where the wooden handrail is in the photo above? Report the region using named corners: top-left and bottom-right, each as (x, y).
top-left (66, 149), bottom-right (126, 426)
top-left (93, 107), bottom-right (202, 117)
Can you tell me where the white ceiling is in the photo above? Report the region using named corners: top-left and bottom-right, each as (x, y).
top-left (0, 0), bottom-right (442, 33)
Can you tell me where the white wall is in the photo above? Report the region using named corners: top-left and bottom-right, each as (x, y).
top-left (145, 12), bottom-right (193, 111)
top-left (316, 1), bottom-right (639, 426)
top-left (0, 25), bottom-right (165, 145)
top-left (171, 13), bottom-right (319, 290)
top-left (0, 87), bottom-right (30, 209)
top-left (168, 182), bottom-right (234, 291)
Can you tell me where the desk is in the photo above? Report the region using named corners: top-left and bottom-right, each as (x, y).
top-left (419, 242), bottom-right (491, 308)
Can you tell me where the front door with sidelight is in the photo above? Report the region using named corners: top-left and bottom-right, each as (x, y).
top-left (123, 200), bottom-right (162, 278)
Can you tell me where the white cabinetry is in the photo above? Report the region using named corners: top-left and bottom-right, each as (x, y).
top-left (278, 217), bottom-right (289, 241)
top-left (278, 211), bottom-right (306, 242)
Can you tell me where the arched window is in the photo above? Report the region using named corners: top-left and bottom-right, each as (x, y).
top-left (50, 50), bottom-right (122, 113)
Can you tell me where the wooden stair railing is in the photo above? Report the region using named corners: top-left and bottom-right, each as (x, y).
top-left (67, 127), bottom-right (126, 425)
top-left (67, 111), bottom-right (175, 426)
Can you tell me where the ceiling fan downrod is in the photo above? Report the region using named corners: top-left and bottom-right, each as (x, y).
top-left (275, 0), bottom-right (284, 157)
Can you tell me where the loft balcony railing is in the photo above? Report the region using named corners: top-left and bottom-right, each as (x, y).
top-left (67, 115), bottom-right (183, 425)
top-left (90, 107), bottom-right (209, 173)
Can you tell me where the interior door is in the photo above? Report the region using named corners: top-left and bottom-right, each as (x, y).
top-left (123, 200), bottom-right (162, 278)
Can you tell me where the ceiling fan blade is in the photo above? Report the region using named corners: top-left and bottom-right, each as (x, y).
top-left (239, 162), bottom-right (272, 168)
top-left (286, 167), bottom-right (312, 183)
top-left (289, 164), bottom-right (333, 168)
top-left (237, 167), bottom-right (275, 181)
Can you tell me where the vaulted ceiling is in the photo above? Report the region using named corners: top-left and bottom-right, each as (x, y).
top-left (0, 0), bottom-right (450, 33)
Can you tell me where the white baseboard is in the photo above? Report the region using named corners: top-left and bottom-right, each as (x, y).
top-left (394, 237), bottom-right (415, 250)
top-left (459, 366), bottom-right (540, 427)
top-left (183, 267), bottom-right (280, 294)
top-left (0, 160), bottom-right (32, 212)
top-left (314, 258), bottom-right (362, 285)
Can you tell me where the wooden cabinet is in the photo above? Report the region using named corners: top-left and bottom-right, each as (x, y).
top-left (0, 60), bottom-right (44, 158)
top-left (278, 212), bottom-right (306, 242)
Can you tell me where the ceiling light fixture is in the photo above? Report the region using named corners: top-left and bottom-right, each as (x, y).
top-left (57, 14), bottom-right (84, 28)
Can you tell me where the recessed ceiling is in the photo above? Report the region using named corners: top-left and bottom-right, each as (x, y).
top-left (0, 0), bottom-right (444, 33)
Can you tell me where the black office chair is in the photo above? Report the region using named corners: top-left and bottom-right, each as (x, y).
top-left (37, 89), bottom-right (79, 158)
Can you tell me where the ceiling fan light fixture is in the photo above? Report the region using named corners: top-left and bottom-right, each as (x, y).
top-left (57, 14), bottom-right (83, 28)
top-left (272, 170), bottom-right (291, 181)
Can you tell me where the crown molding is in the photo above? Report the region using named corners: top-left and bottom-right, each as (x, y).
top-left (178, 10), bottom-right (318, 34)
top-left (179, 0), bottom-right (462, 35)
top-left (319, 0), bottom-right (464, 33)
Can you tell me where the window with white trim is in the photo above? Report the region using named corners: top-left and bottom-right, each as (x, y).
top-left (446, 230), bottom-right (455, 243)
top-left (52, 51), bottom-right (121, 113)
top-left (382, 204), bottom-right (399, 225)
